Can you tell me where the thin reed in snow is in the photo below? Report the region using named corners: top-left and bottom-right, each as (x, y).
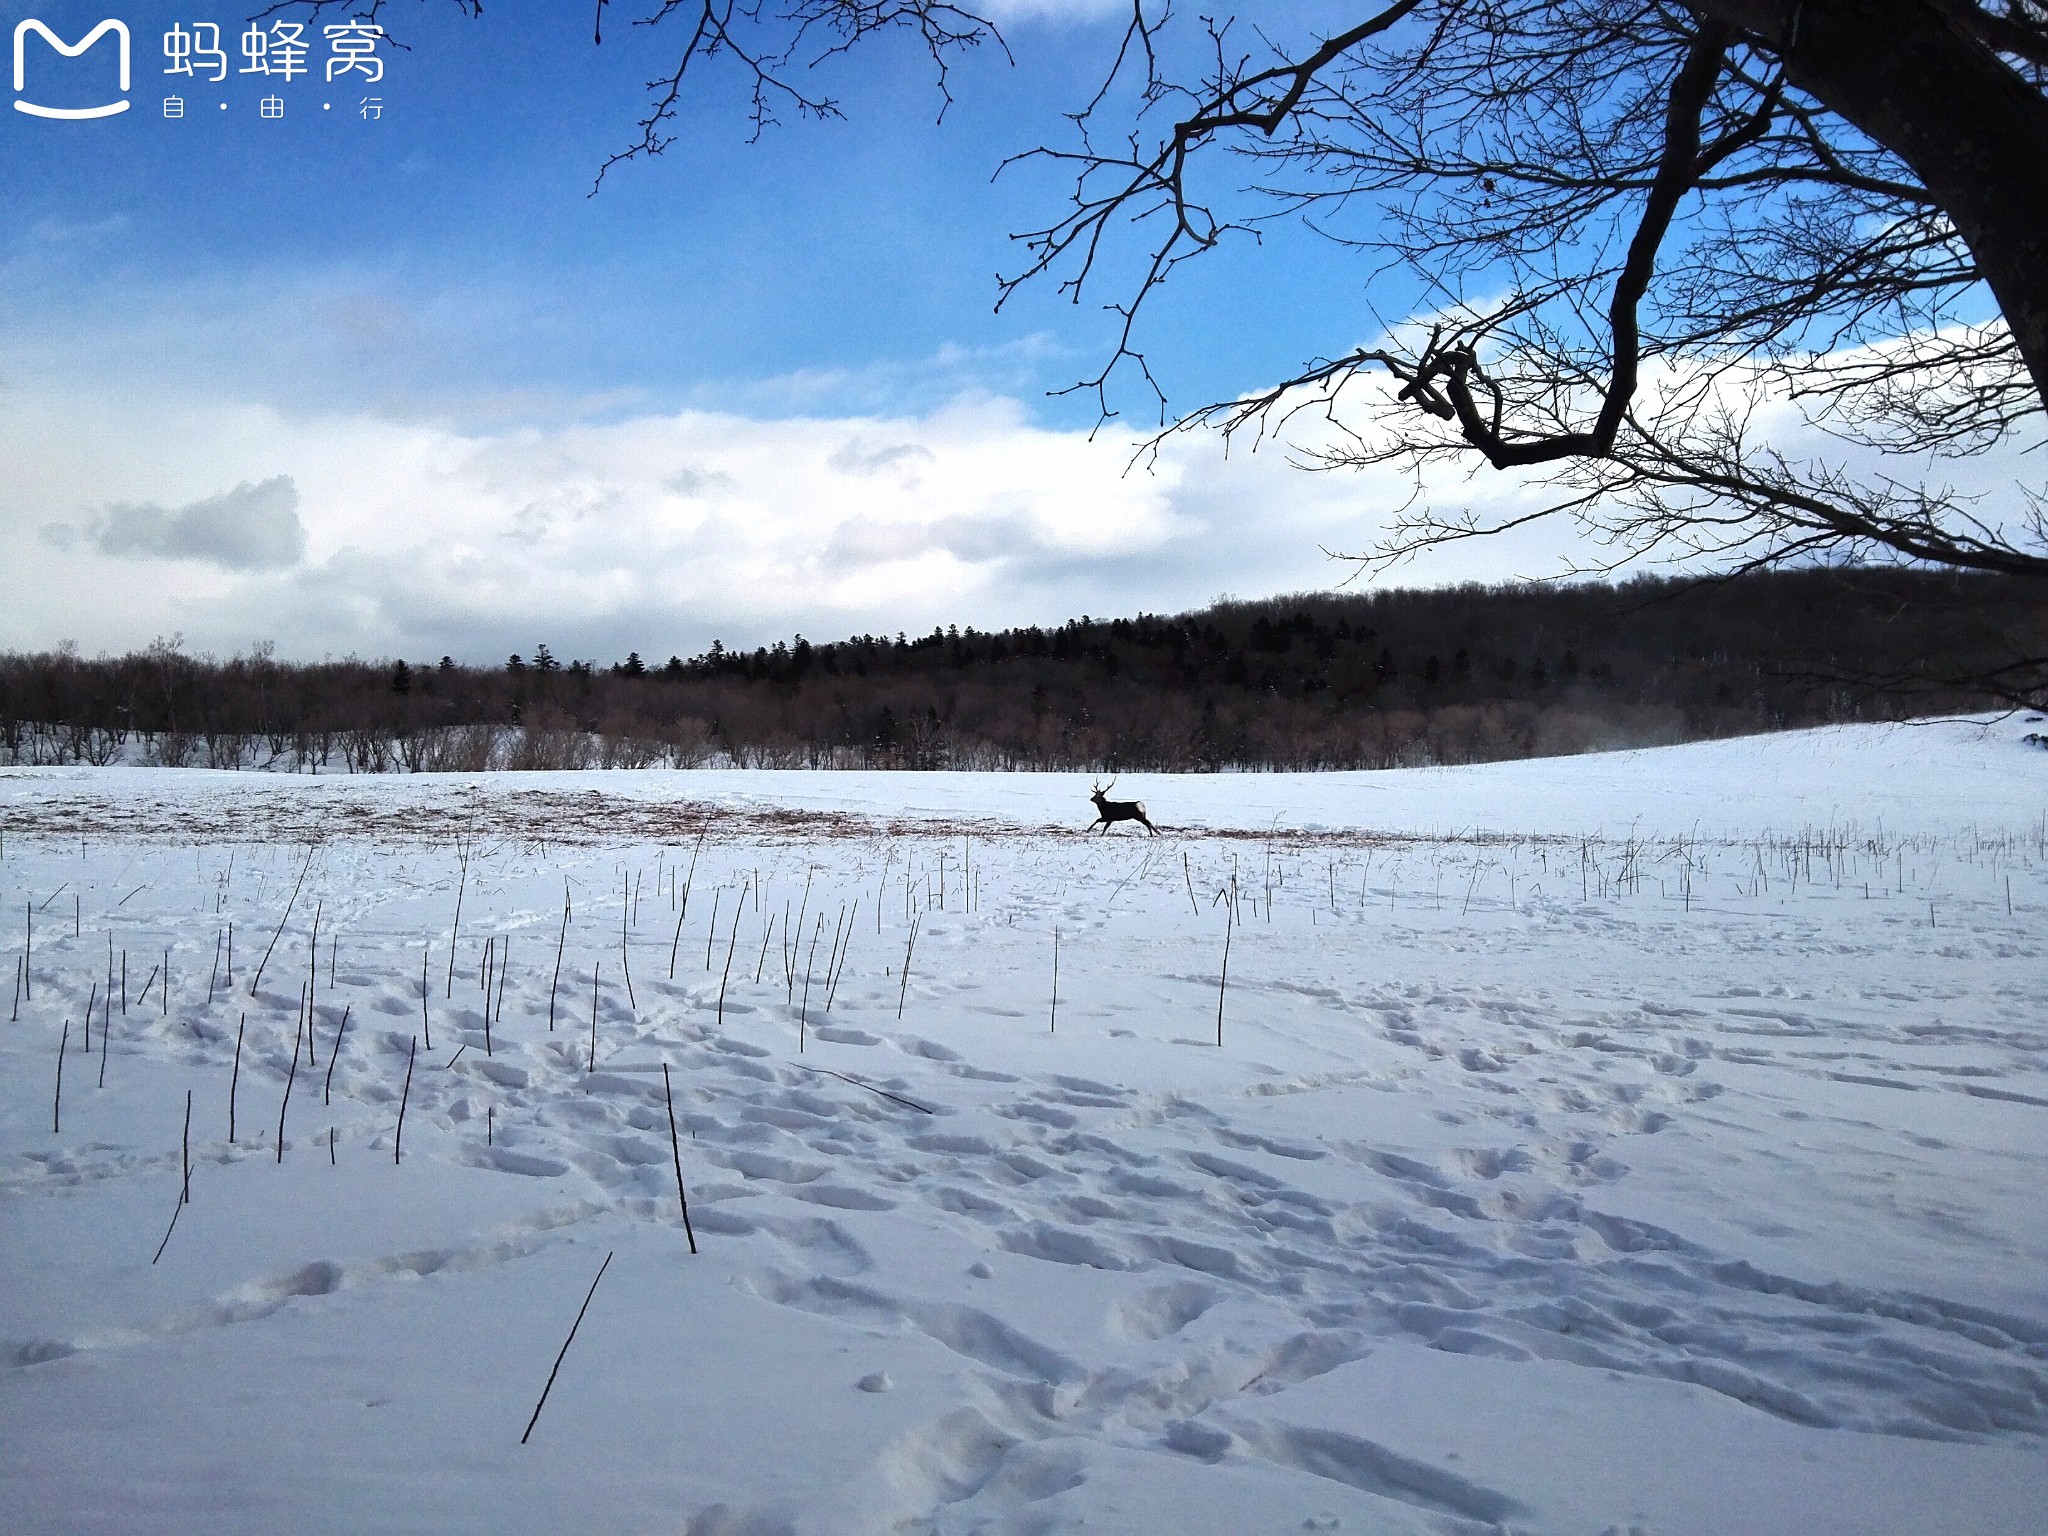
top-left (229, 1016), bottom-right (244, 1141)
top-left (1216, 918), bottom-right (1231, 1047)
top-left (552, 890), bottom-right (571, 1029)
top-left (445, 839), bottom-right (469, 997)
top-left (662, 1064), bottom-right (698, 1254)
top-left (394, 1036), bottom-right (417, 1164)
top-left (896, 916), bottom-right (921, 1021)
top-left (1050, 928), bottom-right (1059, 1034)
top-left (799, 912), bottom-right (824, 1048)
top-left (520, 1252), bottom-right (614, 1445)
top-left (825, 899), bottom-right (857, 1009)
top-left (323, 1005), bottom-right (351, 1105)
top-left (278, 1012), bottom-right (303, 1163)
top-left (716, 899), bottom-right (741, 1030)
top-left (53, 1020), bottom-right (67, 1133)
top-left (492, 937), bottom-right (509, 1052)
top-left (250, 845), bottom-right (313, 998)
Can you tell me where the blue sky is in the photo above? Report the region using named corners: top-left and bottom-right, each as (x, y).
top-left (7, 0), bottom-right (1389, 416)
top-left (1, 0), bottom-right (1554, 663)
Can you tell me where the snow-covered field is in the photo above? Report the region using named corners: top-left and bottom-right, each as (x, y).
top-left (3, 718), bottom-right (2045, 1536)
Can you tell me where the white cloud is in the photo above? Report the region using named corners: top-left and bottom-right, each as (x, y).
top-left (827, 438), bottom-right (939, 478)
top-left (0, 381), bottom-right (1584, 664)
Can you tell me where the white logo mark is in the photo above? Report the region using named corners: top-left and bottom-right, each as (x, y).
top-left (13, 18), bottom-right (132, 120)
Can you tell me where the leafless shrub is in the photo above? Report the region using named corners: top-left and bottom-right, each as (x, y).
top-left (510, 708), bottom-right (593, 771)
top-left (80, 727), bottom-right (125, 767)
top-left (660, 716), bottom-right (715, 768)
top-left (151, 729), bottom-right (197, 768)
top-left (340, 728), bottom-right (391, 773)
top-left (419, 723), bottom-right (503, 772)
top-left (597, 715), bottom-right (665, 769)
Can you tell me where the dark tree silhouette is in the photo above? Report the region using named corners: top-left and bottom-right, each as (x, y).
top-left (987, 2), bottom-right (2048, 592)
top-left (6, 569), bottom-right (2035, 772)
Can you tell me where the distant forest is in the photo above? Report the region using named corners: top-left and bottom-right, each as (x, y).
top-left (3, 568), bottom-right (2041, 772)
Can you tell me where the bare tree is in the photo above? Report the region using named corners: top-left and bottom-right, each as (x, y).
top-left (987, 3), bottom-right (2046, 584)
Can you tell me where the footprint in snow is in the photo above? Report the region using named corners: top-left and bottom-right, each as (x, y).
top-left (469, 1146), bottom-right (568, 1178)
top-left (812, 1025), bottom-right (879, 1045)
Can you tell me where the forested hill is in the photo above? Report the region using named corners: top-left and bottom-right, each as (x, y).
top-left (4, 568), bottom-right (2040, 772)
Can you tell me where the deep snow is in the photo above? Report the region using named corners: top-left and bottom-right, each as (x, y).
top-left (2, 717), bottom-right (2044, 1535)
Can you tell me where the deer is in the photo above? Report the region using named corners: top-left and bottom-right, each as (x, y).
top-left (1088, 778), bottom-right (1157, 835)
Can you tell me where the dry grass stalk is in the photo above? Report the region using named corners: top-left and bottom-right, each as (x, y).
top-left (1216, 918), bottom-right (1231, 1048)
top-left (394, 1035), bottom-right (417, 1164)
top-left (896, 916), bottom-right (921, 1021)
top-left (230, 1015), bottom-right (244, 1141)
top-left (799, 911), bottom-right (825, 1048)
top-left (716, 899), bottom-right (742, 1029)
top-left (250, 845), bottom-right (313, 998)
top-left (323, 1004), bottom-right (351, 1105)
top-left (278, 1012), bottom-right (303, 1163)
top-left (53, 1020), bottom-right (67, 1133)
top-left (620, 872), bottom-right (636, 1009)
top-left (825, 899), bottom-right (857, 1009)
top-left (492, 937), bottom-right (509, 1053)
top-left (662, 1064), bottom-right (698, 1255)
top-left (1050, 929), bottom-right (1059, 1034)
top-left (552, 888), bottom-right (571, 1029)
top-left (445, 837), bottom-right (470, 998)
top-left (520, 1251), bottom-right (614, 1445)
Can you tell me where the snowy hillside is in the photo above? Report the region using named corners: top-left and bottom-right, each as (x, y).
top-left (2, 717), bottom-right (2044, 1535)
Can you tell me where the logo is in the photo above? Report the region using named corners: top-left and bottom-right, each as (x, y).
top-left (14, 18), bottom-right (131, 119)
